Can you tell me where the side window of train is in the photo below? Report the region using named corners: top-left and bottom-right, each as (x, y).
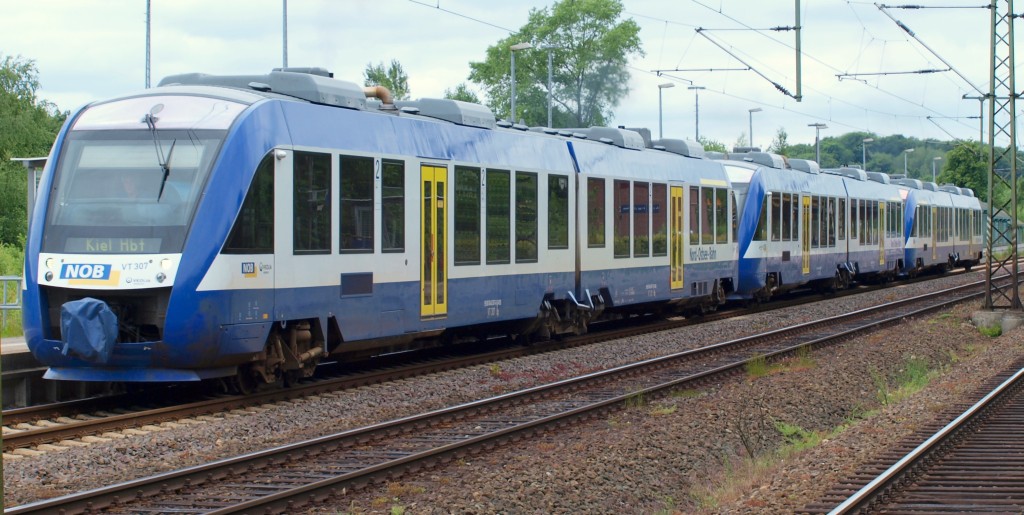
top-left (859, 200), bottom-right (867, 244)
top-left (634, 181), bottom-right (650, 257)
top-left (293, 151), bottom-right (332, 255)
top-left (223, 152), bottom-right (275, 254)
top-left (653, 183), bottom-right (668, 256)
top-left (454, 166), bottom-right (481, 265)
top-left (810, 196), bottom-right (820, 248)
top-left (339, 155), bottom-right (374, 253)
top-left (838, 198), bottom-right (846, 241)
top-left (587, 178), bottom-right (606, 248)
top-left (774, 192), bottom-right (782, 242)
top-left (515, 171), bottom-right (538, 263)
top-left (701, 187), bottom-right (714, 245)
top-left (789, 194), bottom-right (799, 242)
top-left (715, 188), bottom-right (728, 245)
top-left (548, 174), bottom-right (570, 250)
top-left (730, 190), bottom-right (738, 244)
top-left (827, 197), bottom-right (836, 247)
top-left (771, 192), bottom-right (782, 242)
top-left (487, 169), bottom-right (511, 264)
top-left (754, 193), bottom-right (769, 241)
top-left (381, 159), bottom-right (404, 252)
top-left (615, 180), bottom-right (631, 257)
top-left (689, 186), bottom-right (700, 245)
top-left (850, 199), bottom-right (858, 240)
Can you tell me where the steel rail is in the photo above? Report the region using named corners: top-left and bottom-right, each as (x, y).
top-left (6, 275), bottom-right (998, 514)
top-left (1, 266), bottom-right (978, 450)
top-left (827, 366), bottom-right (1024, 514)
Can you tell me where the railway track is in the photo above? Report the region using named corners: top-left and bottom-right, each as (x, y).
top-left (0, 270), bottom-right (971, 455)
top-left (807, 359), bottom-right (1024, 514)
top-left (6, 274), bottom-right (1001, 514)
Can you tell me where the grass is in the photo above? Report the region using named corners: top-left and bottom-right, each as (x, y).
top-left (745, 348), bottom-right (817, 380)
top-left (979, 325), bottom-right (1002, 337)
top-left (689, 354), bottom-right (947, 511)
top-left (745, 355), bottom-right (770, 378)
top-left (650, 404), bottom-right (677, 416)
top-left (672, 388), bottom-right (704, 399)
top-left (625, 388), bottom-right (647, 408)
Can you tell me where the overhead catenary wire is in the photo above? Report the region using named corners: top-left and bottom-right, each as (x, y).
top-left (407, 0), bottom-right (981, 141)
top-left (696, 28), bottom-right (798, 99)
top-left (836, 67), bottom-right (951, 79)
top-left (874, 3), bottom-right (987, 95)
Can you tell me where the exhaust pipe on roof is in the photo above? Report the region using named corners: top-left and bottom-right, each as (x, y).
top-left (363, 85), bottom-right (394, 105)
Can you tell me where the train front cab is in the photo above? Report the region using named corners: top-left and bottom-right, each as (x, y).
top-left (736, 158), bottom-right (860, 301)
top-left (24, 89), bottom-right (261, 383)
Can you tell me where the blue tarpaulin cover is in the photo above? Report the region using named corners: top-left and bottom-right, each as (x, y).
top-left (60, 297), bottom-right (118, 364)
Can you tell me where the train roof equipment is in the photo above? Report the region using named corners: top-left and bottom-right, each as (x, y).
top-left (740, 151), bottom-right (786, 169)
top-left (824, 167), bottom-right (868, 181)
top-left (892, 178), bottom-right (924, 190)
top-left (652, 138), bottom-right (705, 159)
top-left (866, 171), bottom-right (891, 184)
top-left (564, 127), bottom-right (646, 150)
top-left (394, 98), bottom-right (496, 129)
top-left (788, 159), bottom-right (820, 174)
top-left (158, 68), bottom-right (369, 110)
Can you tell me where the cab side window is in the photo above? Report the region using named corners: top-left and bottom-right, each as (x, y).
top-left (224, 153), bottom-right (275, 254)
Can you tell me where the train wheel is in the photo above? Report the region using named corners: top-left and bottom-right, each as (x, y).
top-left (283, 369), bottom-right (302, 388)
top-left (230, 365), bottom-right (257, 395)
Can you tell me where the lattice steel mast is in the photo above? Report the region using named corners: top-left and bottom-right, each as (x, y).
top-left (985, 0), bottom-right (1021, 310)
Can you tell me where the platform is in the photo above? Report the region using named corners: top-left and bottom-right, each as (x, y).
top-left (2, 335), bottom-right (28, 355)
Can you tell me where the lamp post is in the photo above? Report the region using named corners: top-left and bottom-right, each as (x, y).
top-left (748, 108), bottom-right (762, 150)
top-left (862, 137), bottom-right (874, 170)
top-left (688, 86), bottom-right (705, 140)
top-left (903, 148), bottom-right (915, 176)
top-left (808, 123), bottom-right (828, 163)
top-left (509, 42), bottom-right (533, 123)
top-left (932, 156), bottom-right (942, 183)
top-left (658, 82), bottom-right (674, 139)
top-left (542, 44), bottom-right (558, 127)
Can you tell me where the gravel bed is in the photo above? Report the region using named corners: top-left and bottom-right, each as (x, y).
top-left (2, 271), bottom-right (1000, 510)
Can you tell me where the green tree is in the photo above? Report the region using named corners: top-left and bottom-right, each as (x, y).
top-left (443, 83), bottom-right (480, 103)
top-left (697, 135), bottom-right (726, 153)
top-left (940, 141), bottom-right (989, 202)
top-left (363, 59), bottom-right (410, 101)
top-left (0, 55), bottom-right (65, 247)
top-left (768, 127), bottom-right (789, 155)
top-left (468, 0), bottom-right (643, 127)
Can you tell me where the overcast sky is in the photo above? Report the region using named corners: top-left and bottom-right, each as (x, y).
top-left (3, 0), bottom-right (997, 150)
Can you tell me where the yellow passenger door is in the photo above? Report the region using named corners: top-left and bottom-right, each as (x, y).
top-left (802, 195), bottom-right (810, 274)
top-left (420, 165), bottom-right (447, 318)
top-left (670, 185), bottom-right (684, 289)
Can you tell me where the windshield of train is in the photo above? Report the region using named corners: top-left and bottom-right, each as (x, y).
top-left (43, 95), bottom-right (246, 254)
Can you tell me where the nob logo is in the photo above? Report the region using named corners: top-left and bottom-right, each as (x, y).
top-left (242, 262), bottom-right (256, 277)
top-left (61, 263), bottom-right (111, 280)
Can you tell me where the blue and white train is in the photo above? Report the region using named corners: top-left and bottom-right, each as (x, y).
top-left (23, 68), bottom-right (738, 389)
top-left (21, 67), bottom-right (983, 388)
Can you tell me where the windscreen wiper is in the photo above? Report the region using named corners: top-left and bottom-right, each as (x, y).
top-left (157, 139), bottom-right (176, 201)
top-left (142, 104), bottom-right (176, 202)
